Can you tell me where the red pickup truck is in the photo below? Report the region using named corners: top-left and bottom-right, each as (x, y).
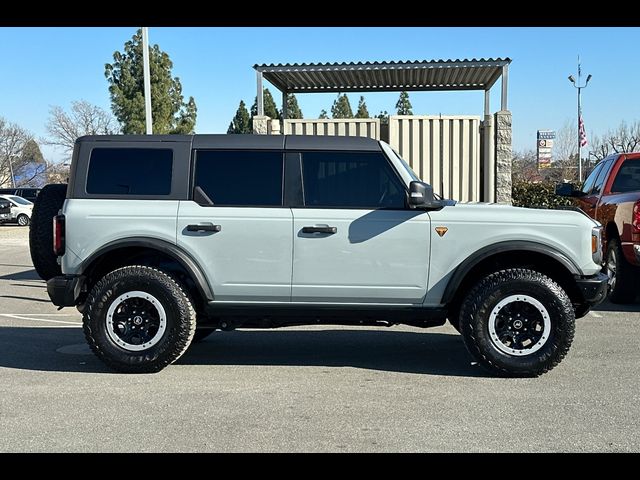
top-left (557, 152), bottom-right (640, 303)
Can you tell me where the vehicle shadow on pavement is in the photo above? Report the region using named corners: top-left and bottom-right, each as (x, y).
top-left (1, 295), bottom-right (51, 303)
top-left (593, 299), bottom-right (640, 312)
top-left (0, 268), bottom-right (41, 281)
top-left (179, 329), bottom-right (487, 377)
top-left (0, 326), bottom-right (486, 377)
top-left (0, 327), bottom-right (110, 373)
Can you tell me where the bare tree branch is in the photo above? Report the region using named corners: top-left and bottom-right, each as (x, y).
top-left (0, 117), bottom-right (34, 187)
top-left (554, 120), bottom-right (577, 164)
top-left (589, 121), bottom-right (640, 161)
top-left (44, 100), bottom-right (117, 156)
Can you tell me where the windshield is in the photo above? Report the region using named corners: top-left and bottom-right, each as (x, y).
top-left (8, 195), bottom-right (32, 206)
top-left (380, 141), bottom-right (420, 182)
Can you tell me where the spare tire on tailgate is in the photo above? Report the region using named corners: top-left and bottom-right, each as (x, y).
top-left (29, 184), bottom-right (67, 280)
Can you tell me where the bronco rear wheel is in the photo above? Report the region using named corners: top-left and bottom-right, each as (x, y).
top-left (459, 268), bottom-right (575, 377)
top-left (83, 266), bottom-right (196, 373)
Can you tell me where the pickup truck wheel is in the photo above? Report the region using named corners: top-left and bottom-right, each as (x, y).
top-left (83, 266), bottom-right (196, 373)
top-left (605, 239), bottom-right (637, 304)
top-left (29, 183), bottom-right (67, 280)
top-left (459, 268), bottom-right (575, 377)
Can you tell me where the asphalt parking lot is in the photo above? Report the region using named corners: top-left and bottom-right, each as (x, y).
top-left (1, 225), bottom-right (639, 452)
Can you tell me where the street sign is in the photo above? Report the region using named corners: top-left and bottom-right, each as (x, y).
top-left (537, 130), bottom-right (556, 169)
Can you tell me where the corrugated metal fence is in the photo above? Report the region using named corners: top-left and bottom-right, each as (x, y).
top-left (283, 116), bottom-right (482, 202)
top-left (284, 119), bottom-right (380, 139)
top-left (389, 115), bottom-right (481, 202)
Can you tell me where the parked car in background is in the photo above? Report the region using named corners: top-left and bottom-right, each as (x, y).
top-left (0, 198), bottom-right (11, 223)
top-left (0, 195), bottom-right (33, 226)
top-left (0, 187), bottom-right (41, 204)
top-left (557, 152), bottom-right (640, 303)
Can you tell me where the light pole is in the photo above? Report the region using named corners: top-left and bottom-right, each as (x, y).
top-left (141, 27), bottom-right (152, 135)
top-left (568, 56), bottom-right (592, 182)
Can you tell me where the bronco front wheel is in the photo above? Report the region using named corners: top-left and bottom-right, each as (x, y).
top-left (459, 268), bottom-right (575, 377)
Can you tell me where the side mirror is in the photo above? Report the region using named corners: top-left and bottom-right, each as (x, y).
top-left (409, 181), bottom-right (443, 209)
top-left (555, 182), bottom-right (585, 197)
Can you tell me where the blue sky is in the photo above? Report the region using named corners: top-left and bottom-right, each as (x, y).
top-left (0, 27), bottom-right (638, 162)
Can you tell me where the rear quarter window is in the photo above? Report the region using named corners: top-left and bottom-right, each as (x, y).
top-left (611, 159), bottom-right (640, 193)
top-left (86, 148), bottom-right (173, 195)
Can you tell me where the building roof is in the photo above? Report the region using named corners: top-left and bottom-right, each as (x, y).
top-left (254, 58), bottom-right (511, 93)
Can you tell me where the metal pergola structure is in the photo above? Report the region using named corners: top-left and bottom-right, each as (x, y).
top-left (254, 58), bottom-right (511, 118)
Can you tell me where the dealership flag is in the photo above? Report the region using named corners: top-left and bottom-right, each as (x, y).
top-left (579, 112), bottom-right (588, 147)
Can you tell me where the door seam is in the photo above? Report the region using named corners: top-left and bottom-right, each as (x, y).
top-left (289, 207), bottom-right (294, 302)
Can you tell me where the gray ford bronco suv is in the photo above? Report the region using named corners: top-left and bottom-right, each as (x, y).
top-left (32, 134), bottom-right (608, 376)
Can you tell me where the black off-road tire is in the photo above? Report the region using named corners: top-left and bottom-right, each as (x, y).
top-left (192, 328), bottom-right (215, 343)
top-left (459, 268), bottom-right (575, 377)
top-left (29, 183), bottom-right (67, 280)
top-left (605, 238), bottom-right (637, 304)
top-left (83, 266), bottom-right (196, 373)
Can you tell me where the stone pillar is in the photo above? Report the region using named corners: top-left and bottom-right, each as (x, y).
top-left (252, 115), bottom-right (270, 135)
top-left (269, 119), bottom-right (281, 135)
top-left (494, 110), bottom-right (512, 204)
top-left (481, 115), bottom-right (495, 203)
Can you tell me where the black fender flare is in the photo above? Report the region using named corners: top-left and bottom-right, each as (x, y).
top-left (80, 237), bottom-right (214, 301)
top-left (441, 240), bottom-right (581, 304)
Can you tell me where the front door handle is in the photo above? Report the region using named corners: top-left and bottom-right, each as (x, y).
top-left (186, 223), bottom-right (221, 233)
top-left (302, 225), bottom-right (337, 234)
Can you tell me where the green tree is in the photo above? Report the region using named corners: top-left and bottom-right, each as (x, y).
top-left (227, 100), bottom-right (252, 134)
top-left (251, 88), bottom-right (280, 119)
top-left (20, 139), bottom-right (44, 165)
top-left (105, 29), bottom-right (197, 134)
top-left (395, 91), bottom-right (413, 115)
top-left (376, 110), bottom-right (389, 125)
top-left (282, 93), bottom-right (303, 119)
top-left (319, 109), bottom-right (329, 119)
top-left (331, 94), bottom-right (353, 119)
top-left (355, 96), bottom-right (370, 118)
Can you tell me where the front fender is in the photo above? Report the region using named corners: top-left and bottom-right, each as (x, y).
top-left (441, 240), bottom-right (580, 304)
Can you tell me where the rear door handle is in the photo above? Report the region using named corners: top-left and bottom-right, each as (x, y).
top-left (302, 225), bottom-right (337, 234)
top-left (186, 223), bottom-right (221, 233)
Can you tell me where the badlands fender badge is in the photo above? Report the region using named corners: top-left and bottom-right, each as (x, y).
top-left (435, 226), bottom-right (448, 237)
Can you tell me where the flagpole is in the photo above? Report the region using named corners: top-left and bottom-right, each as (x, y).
top-left (577, 56), bottom-right (582, 182)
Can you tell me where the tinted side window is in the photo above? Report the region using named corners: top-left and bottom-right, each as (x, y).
top-left (301, 151), bottom-right (405, 208)
top-left (87, 148), bottom-right (173, 195)
top-left (611, 159), bottom-right (640, 193)
top-left (591, 159), bottom-right (613, 195)
top-left (581, 163), bottom-right (604, 194)
top-left (194, 150), bottom-right (283, 206)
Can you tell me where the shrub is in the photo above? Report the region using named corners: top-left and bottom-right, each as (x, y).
top-left (511, 181), bottom-right (575, 209)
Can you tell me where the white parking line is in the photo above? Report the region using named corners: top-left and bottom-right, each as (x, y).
top-left (590, 311), bottom-right (603, 318)
top-left (0, 313), bottom-right (80, 316)
top-left (0, 314), bottom-right (81, 325)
